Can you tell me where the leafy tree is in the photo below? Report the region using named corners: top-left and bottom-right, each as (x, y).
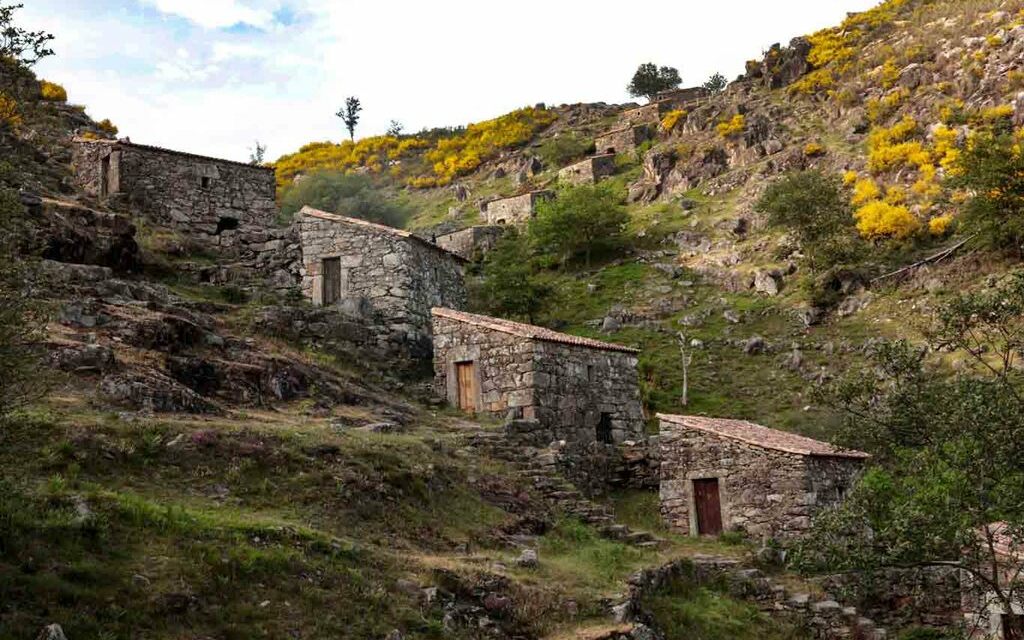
top-left (755, 170), bottom-right (860, 270)
top-left (794, 274), bottom-right (1024, 628)
top-left (476, 229), bottom-right (549, 323)
top-left (386, 119), bottom-right (403, 137)
top-left (702, 72), bottom-right (728, 94)
top-left (529, 183), bottom-right (629, 268)
top-left (248, 140), bottom-right (266, 165)
top-left (952, 131), bottom-right (1024, 256)
top-left (0, 4), bottom-right (54, 66)
top-left (627, 63), bottom-right (682, 102)
top-left (279, 170), bottom-right (408, 227)
top-left (336, 96), bottom-right (362, 141)
top-left (0, 173), bottom-right (43, 417)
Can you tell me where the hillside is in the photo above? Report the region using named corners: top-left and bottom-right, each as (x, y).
top-left (273, 0), bottom-right (1024, 437)
top-left (3, 0), bottom-right (1024, 638)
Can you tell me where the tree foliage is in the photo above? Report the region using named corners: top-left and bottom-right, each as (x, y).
top-left (755, 170), bottom-right (860, 269)
top-left (386, 120), bottom-right (403, 137)
top-left (953, 131), bottom-right (1024, 254)
top-left (476, 229), bottom-right (549, 323)
top-left (627, 63), bottom-right (681, 101)
top-left (794, 274), bottom-right (1024, 620)
top-left (248, 140), bottom-right (267, 166)
top-left (529, 183), bottom-right (629, 268)
top-left (336, 96), bottom-right (362, 142)
top-left (0, 4), bottom-right (54, 66)
top-left (0, 172), bottom-right (43, 417)
top-left (279, 170), bottom-right (409, 227)
top-left (702, 72), bottom-right (728, 94)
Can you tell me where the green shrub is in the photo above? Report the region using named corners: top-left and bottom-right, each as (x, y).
top-left (537, 133), bottom-right (592, 168)
top-left (475, 228), bottom-right (549, 323)
top-left (279, 170), bottom-right (409, 227)
top-left (952, 131), bottom-right (1024, 254)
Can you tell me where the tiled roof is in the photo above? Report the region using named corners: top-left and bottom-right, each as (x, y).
top-left (300, 206), bottom-right (467, 262)
top-left (657, 414), bottom-right (870, 459)
top-left (431, 308), bottom-right (640, 354)
top-left (72, 137), bottom-right (274, 172)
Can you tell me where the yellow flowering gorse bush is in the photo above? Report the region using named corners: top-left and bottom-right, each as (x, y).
top-left (39, 80), bottom-right (67, 102)
top-left (716, 114), bottom-right (746, 138)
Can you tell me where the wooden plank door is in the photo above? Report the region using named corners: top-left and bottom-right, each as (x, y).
top-left (322, 258), bottom-right (341, 305)
top-left (693, 478), bottom-right (723, 536)
top-left (455, 362), bottom-right (476, 412)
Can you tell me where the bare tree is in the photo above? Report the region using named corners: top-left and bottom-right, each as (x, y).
top-left (676, 332), bottom-right (693, 407)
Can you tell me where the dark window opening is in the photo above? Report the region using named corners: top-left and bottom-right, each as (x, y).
top-left (201, 176), bottom-right (212, 189)
top-left (100, 156), bottom-right (110, 198)
top-left (596, 413), bottom-right (614, 444)
top-left (587, 365), bottom-right (595, 383)
top-left (215, 216), bottom-right (239, 235)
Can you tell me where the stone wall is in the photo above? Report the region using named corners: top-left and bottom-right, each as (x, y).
top-left (658, 421), bottom-right (863, 541)
top-left (299, 211), bottom-right (466, 358)
top-left (482, 190), bottom-right (553, 225)
top-left (620, 102), bottom-right (671, 125)
top-left (558, 154), bottom-right (617, 186)
top-left (817, 567), bottom-right (963, 632)
top-left (655, 86), bottom-right (711, 104)
top-left (434, 225), bottom-right (505, 261)
top-left (70, 138), bottom-right (297, 291)
top-left (595, 126), bottom-right (651, 155)
top-left (432, 315), bottom-right (645, 443)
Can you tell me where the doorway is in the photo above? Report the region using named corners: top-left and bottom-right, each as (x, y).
top-left (596, 412), bottom-right (613, 444)
top-left (693, 478), bottom-right (723, 536)
top-left (1004, 614), bottom-right (1024, 640)
top-left (100, 156), bottom-right (110, 197)
top-left (455, 361), bottom-right (477, 412)
top-left (321, 257), bottom-right (341, 305)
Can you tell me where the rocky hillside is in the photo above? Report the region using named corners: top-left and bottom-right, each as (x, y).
top-left (270, 0), bottom-right (1024, 437)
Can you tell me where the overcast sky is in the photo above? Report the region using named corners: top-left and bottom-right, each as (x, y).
top-left (23, 0), bottom-right (879, 163)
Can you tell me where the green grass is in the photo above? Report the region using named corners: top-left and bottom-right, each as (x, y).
top-left (643, 575), bottom-right (807, 640)
top-left (535, 518), bottom-right (656, 594)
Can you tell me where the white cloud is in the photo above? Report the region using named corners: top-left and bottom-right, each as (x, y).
top-left (144, 0), bottom-right (276, 29)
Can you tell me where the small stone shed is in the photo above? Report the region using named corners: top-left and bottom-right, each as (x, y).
top-left (658, 414), bottom-right (868, 541)
top-left (298, 207), bottom-right (467, 356)
top-left (431, 308), bottom-right (645, 443)
top-left (558, 154), bottom-right (616, 186)
top-left (434, 225), bottom-right (505, 262)
top-left (655, 86), bottom-right (711, 104)
top-left (594, 125), bottom-right (651, 155)
top-left (620, 101), bottom-right (674, 126)
top-left (482, 190), bottom-right (553, 225)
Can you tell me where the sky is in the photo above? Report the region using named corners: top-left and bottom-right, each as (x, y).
top-left (22, 0), bottom-right (880, 163)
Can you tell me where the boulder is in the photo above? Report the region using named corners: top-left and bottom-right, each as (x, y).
top-left (35, 625), bottom-right (68, 640)
top-left (754, 270), bottom-right (782, 296)
top-left (37, 199), bottom-right (139, 272)
top-left (743, 336), bottom-right (767, 355)
top-left (49, 343), bottom-right (116, 373)
top-left (517, 548), bottom-right (539, 568)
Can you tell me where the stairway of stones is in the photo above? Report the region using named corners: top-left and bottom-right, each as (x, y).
top-left (465, 429), bottom-right (663, 549)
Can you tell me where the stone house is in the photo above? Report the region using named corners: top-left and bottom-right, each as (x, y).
top-left (655, 86), bottom-right (712, 104)
top-left (298, 206), bottom-right (467, 357)
top-left (558, 154), bottom-right (617, 186)
top-left (434, 225), bottom-right (505, 262)
top-left (431, 308), bottom-right (645, 443)
top-left (964, 523), bottom-right (1024, 639)
top-left (482, 190), bottom-right (553, 225)
top-left (658, 414), bottom-right (868, 541)
top-left (70, 137), bottom-right (295, 289)
top-left (620, 101), bottom-right (674, 126)
top-left (594, 125), bottom-right (651, 155)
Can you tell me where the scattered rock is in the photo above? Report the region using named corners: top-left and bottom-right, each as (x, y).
top-left (49, 343), bottom-right (116, 373)
top-left (516, 548), bottom-right (539, 568)
top-left (35, 625), bottom-right (68, 640)
top-left (754, 270), bottom-right (782, 296)
top-left (723, 309), bottom-right (741, 324)
top-left (361, 421), bottom-right (405, 434)
top-left (601, 316), bottom-right (622, 333)
top-left (744, 336), bottom-right (767, 355)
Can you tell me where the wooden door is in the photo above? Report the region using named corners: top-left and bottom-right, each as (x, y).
top-left (693, 478), bottom-right (723, 536)
top-left (455, 362), bottom-right (476, 412)
top-left (322, 257), bottom-right (341, 305)
top-left (1004, 615), bottom-right (1024, 640)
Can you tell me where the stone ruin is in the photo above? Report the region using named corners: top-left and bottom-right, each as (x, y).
top-left (558, 153), bottom-right (616, 186)
top-left (434, 225), bottom-right (505, 262)
top-left (70, 137), bottom-right (297, 290)
top-left (657, 414), bottom-right (868, 541)
top-left (594, 125), bottom-right (652, 156)
top-left (298, 207), bottom-right (468, 358)
top-left (481, 190), bottom-right (554, 225)
top-left (431, 307), bottom-right (645, 444)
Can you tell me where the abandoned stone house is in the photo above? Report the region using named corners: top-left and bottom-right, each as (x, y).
top-left (558, 154), bottom-right (617, 186)
top-left (658, 414), bottom-right (868, 541)
top-left (431, 308), bottom-right (645, 443)
top-left (620, 101), bottom-right (674, 126)
top-left (482, 190), bottom-right (553, 225)
top-left (594, 125), bottom-right (651, 156)
top-left (298, 206), bottom-right (467, 357)
top-left (434, 225), bottom-right (505, 262)
top-left (964, 523), bottom-right (1024, 639)
top-left (70, 137), bottom-right (295, 288)
top-left (655, 86), bottom-right (712, 104)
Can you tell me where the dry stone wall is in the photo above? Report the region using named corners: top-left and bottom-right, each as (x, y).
top-left (659, 422), bottom-right (862, 541)
top-left (482, 190), bottom-right (553, 225)
top-left (299, 212), bottom-right (466, 358)
top-left (70, 139), bottom-right (297, 291)
top-left (434, 225), bottom-right (505, 261)
top-left (595, 125), bottom-right (651, 155)
top-left (558, 154), bottom-right (617, 186)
